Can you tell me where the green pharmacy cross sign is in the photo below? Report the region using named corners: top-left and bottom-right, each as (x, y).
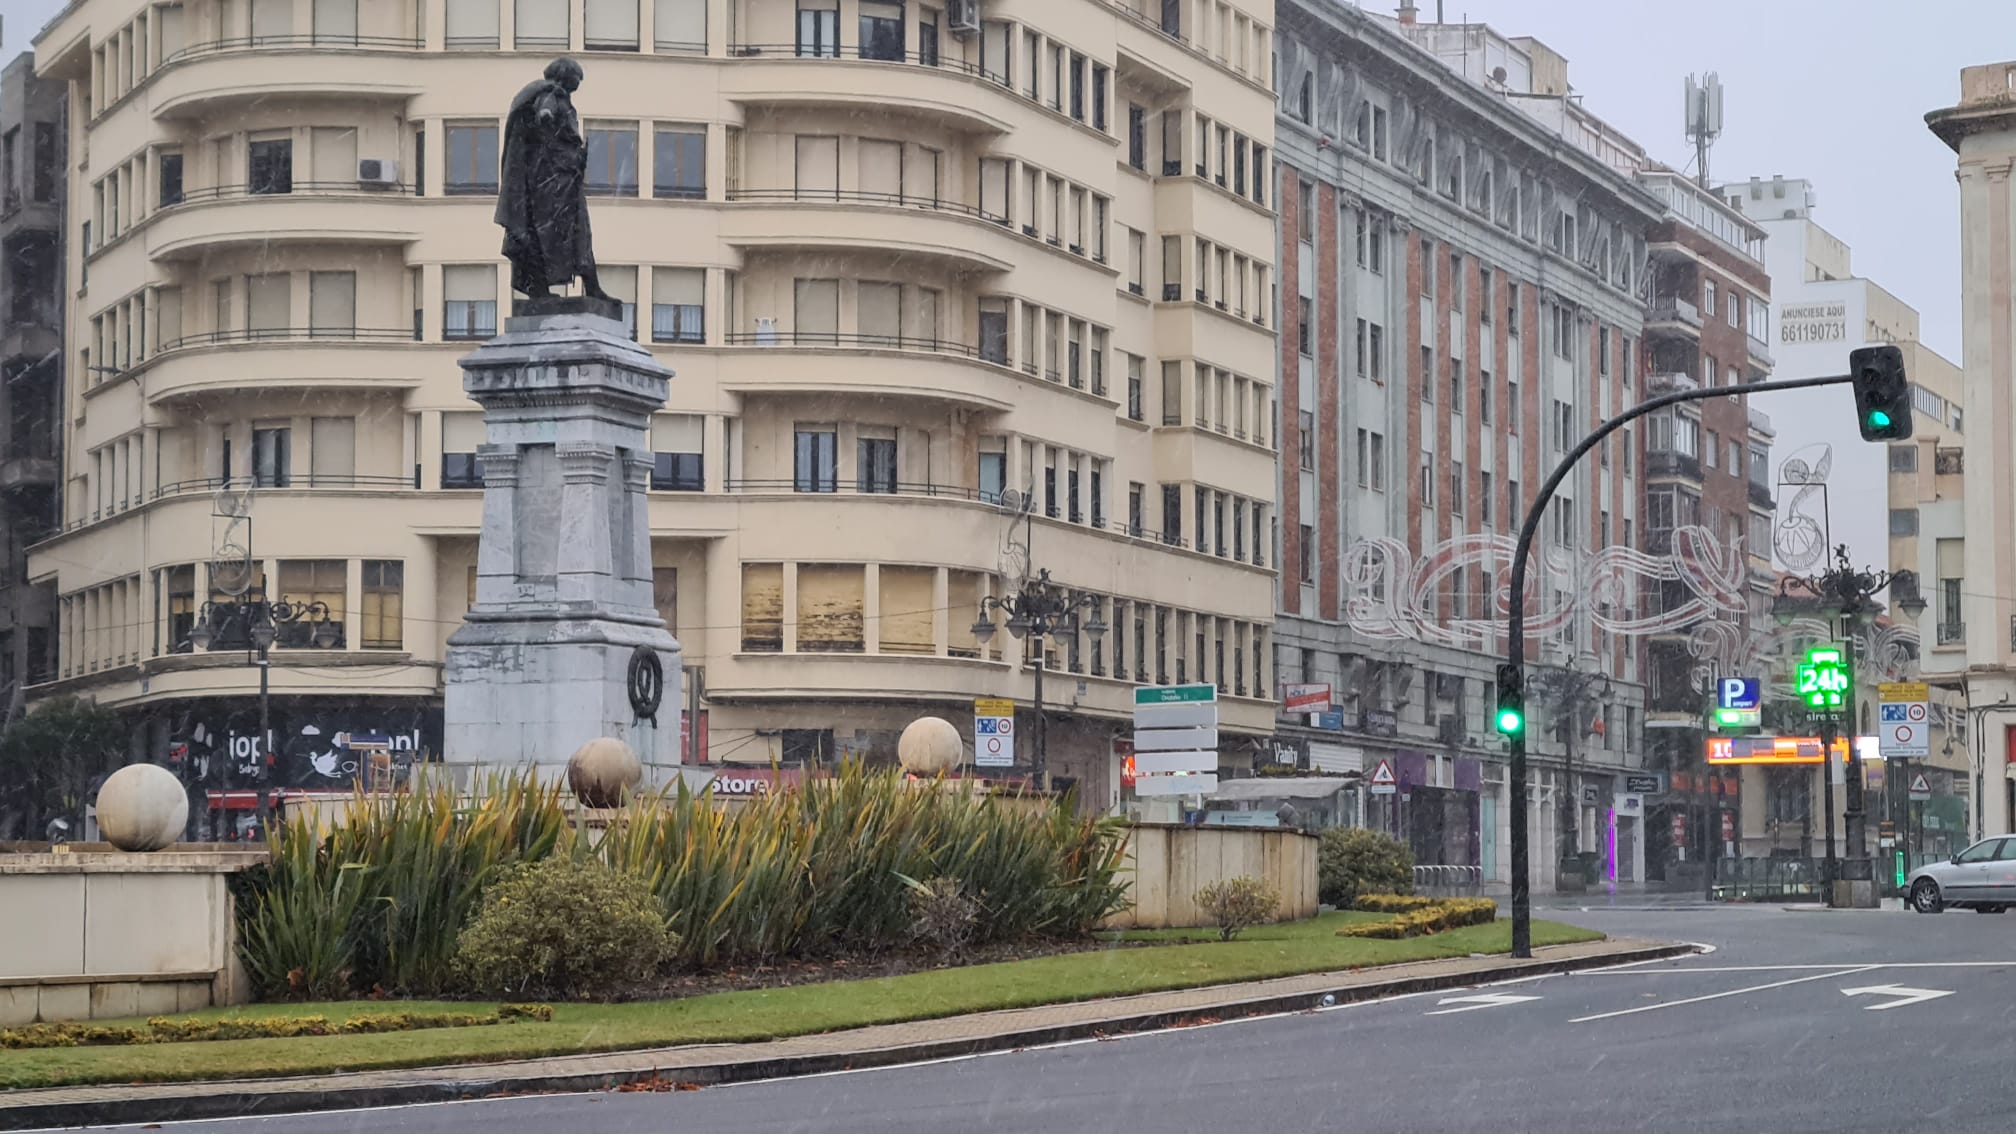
top-left (1796, 646), bottom-right (1851, 712)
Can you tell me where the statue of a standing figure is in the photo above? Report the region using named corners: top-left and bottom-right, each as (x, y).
top-left (496, 58), bottom-right (612, 301)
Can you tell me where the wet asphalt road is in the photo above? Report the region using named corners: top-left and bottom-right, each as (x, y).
top-left (59, 901), bottom-right (2016, 1134)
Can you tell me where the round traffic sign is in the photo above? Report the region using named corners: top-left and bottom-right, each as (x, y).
top-left (1908, 704), bottom-right (1926, 722)
top-left (1892, 725), bottom-right (1914, 746)
top-left (996, 719), bottom-right (1014, 735)
top-left (985, 737), bottom-right (1003, 754)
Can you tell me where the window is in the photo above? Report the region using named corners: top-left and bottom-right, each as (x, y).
top-left (793, 278), bottom-right (839, 342)
top-left (443, 264), bottom-right (497, 340)
top-left (796, 0), bottom-right (838, 56)
top-left (1092, 64), bottom-right (1108, 130)
top-left (1552, 399), bottom-right (1573, 451)
top-left (515, 0), bottom-right (567, 46)
top-left (1449, 252), bottom-right (1463, 310)
top-left (1368, 432), bottom-right (1385, 490)
top-left (585, 124), bottom-right (639, 195)
top-left (246, 272), bottom-right (289, 337)
top-left (1128, 105), bottom-right (1147, 169)
top-left (1598, 326), bottom-right (1610, 376)
top-left (252, 424), bottom-right (291, 487)
top-left (741, 563), bottom-right (783, 651)
top-left (1478, 371), bottom-right (1491, 424)
top-left (276, 560), bottom-right (345, 648)
top-left (248, 137), bottom-right (292, 195)
top-left (445, 124), bottom-right (499, 194)
top-left (650, 414), bottom-right (704, 490)
top-left (158, 150), bottom-right (183, 206)
top-left (1161, 483), bottom-right (1182, 544)
top-left (1449, 461), bottom-right (1463, 514)
top-left (309, 416), bottom-right (355, 484)
top-left (857, 0), bottom-right (902, 59)
top-left (1419, 452), bottom-right (1434, 507)
top-left (1420, 346), bottom-right (1434, 402)
top-left (1890, 508), bottom-right (1919, 537)
top-left (918, 6), bottom-right (938, 64)
top-left (446, 0), bottom-right (501, 47)
top-left (1298, 180), bottom-right (1315, 244)
top-left (1161, 360), bottom-right (1182, 425)
top-left (1371, 106), bottom-right (1388, 160)
top-left (857, 430), bottom-right (897, 493)
top-left (308, 271), bottom-right (355, 338)
top-left (978, 297), bottom-right (1008, 363)
top-left (1297, 297), bottom-right (1312, 355)
top-left (359, 561), bottom-right (404, 649)
top-left (1480, 471), bottom-right (1493, 524)
top-left (1449, 355), bottom-right (1463, 407)
top-left (650, 266), bottom-right (704, 342)
top-left (794, 427), bottom-right (837, 492)
top-left (653, 126), bottom-right (704, 198)
top-left (1889, 444), bottom-right (1918, 473)
top-left (441, 412), bottom-right (485, 487)
top-left (1704, 279), bottom-right (1717, 319)
top-left (1298, 410), bottom-right (1315, 470)
top-left (1705, 430), bottom-right (1720, 470)
top-left (654, 0), bottom-right (704, 50)
top-left (583, 0), bottom-right (638, 47)
top-left (978, 444), bottom-right (1006, 503)
top-left (1126, 354), bottom-right (1144, 421)
top-left (1298, 525), bottom-right (1314, 583)
top-left (1069, 51), bottom-right (1086, 120)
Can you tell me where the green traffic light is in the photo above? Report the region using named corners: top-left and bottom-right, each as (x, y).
top-left (1495, 708), bottom-right (1523, 735)
top-left (1868, 409), bottom-right (1893, 428)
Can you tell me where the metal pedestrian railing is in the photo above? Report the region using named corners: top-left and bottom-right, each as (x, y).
top-left (1708, 856), bottom-right (1825, 902)
top-left (1412, 864), bottom-right (1482, 897)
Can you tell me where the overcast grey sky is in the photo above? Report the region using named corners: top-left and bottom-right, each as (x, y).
top-left (1, 0), bottom-right (2003, 354)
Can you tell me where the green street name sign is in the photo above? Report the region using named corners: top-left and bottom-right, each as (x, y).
top-left (1134, 684), bottom-right (1218, 706)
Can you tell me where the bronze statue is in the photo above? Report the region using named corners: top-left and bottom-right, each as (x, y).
top-left (496, 58), bottom-right (612, 301)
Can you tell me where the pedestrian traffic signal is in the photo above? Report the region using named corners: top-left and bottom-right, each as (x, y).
top-left (1849, 344), bottom-right (1912, 443)
top-left (1795, 646), bottom-right (1849, 711)
top-left (1494, 663), bottom-right (1524, 736)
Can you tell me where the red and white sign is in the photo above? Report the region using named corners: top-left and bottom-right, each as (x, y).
top-left (1367, 759), bottom-right (1398, 795)
top-left (1280, 682), bottom-right (1333, 712)
top-left (1671, 814), bottom-right (1688, 846)
top-left (1720, 811), bottom-right (1735, 842)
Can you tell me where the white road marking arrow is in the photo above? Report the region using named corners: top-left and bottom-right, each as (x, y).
top-left (1425, 992), bottom-right (1541, 1015)
top-left (1840, 984), bottom-right (1955, 1011)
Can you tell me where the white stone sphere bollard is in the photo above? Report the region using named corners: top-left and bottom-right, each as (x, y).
top-left (568, 736), bottom-right (642, 808)
top-left (897, 716), bottom-right (964, 776)
top-left (95, 763), bottom-right (189, 852)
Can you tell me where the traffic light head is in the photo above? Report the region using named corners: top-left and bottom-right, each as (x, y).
top-left (1494, 663), bottom-right (1524, 736)
top-left (1849, 344), bottom-right (1912, 443)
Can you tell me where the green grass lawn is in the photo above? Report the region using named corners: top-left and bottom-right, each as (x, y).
top-left (0, 914), bottom-right (1602, 1092)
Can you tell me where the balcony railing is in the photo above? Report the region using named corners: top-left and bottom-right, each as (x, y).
top-left (1647, 296), bottom-right (1702, 329)
top-left (723, 330), bottom-right (984, 359)
top-left (161, 326), bottom-right (415, 351)
top-left (161, 33), bottom-right (424, 66)
top-left (1644, 450), bottom-right (1701, 480)
top-left (726, 187), bottom-right (996, 223)
top-left (155, 473), bottom-right (417, 500)
top-left (165, 180), bottom-right (419, 206)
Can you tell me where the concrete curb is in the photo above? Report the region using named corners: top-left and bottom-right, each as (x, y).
top-left (0, 940), bottom-right (1696, 1131)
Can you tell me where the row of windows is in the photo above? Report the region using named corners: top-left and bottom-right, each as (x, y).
top-left (1121, 105), bottom-right (1269, 212)
top-left (739, 558), bottom-right (1271, 697)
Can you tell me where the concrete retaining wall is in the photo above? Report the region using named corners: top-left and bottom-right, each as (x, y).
top-left (0, 851), bottom-right (262, 1025)
top-left (1103, 824), bottom-right (1320, 929)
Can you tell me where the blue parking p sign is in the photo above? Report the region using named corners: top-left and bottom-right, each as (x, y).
top-left (1717, 677), bottom-right (1761, 711)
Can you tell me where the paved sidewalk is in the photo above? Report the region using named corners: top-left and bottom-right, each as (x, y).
top-left (0, 935), bottom-right (1687, 1131)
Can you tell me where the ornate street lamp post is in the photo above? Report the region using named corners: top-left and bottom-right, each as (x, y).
top-left (187, 597), bottom-right (340, 836)
top-left (971, 569), bottom-right (1106, 793)
top-left (1772, 544), bottom-right (1926, 902)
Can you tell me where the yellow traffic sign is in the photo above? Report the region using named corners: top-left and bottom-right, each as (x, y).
top-left (1879, 682), bottom-right (1930, 702)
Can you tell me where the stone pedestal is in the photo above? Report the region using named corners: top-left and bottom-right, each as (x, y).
top-left (443, 299), bottom-right (682, 779)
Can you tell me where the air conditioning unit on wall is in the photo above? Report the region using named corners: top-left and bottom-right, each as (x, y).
top-left (948, 0), bottom-right (980, 36)
top-left (357, 158), bottom-right (400, 186)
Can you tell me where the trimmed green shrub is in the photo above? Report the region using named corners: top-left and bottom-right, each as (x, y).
top-left (455, 855), bottom-right (678, 1000)
top-left (1318, 827), bottom-right (1414, 908)
top-left (0, 1008), bottom-right (550, 1049)
top-left (1336, 897), bottom-right (1497, 940)
top-left (1194, 875), bottom-right (1281, 941)
top-left (1352, 893), bottom-right (1439, 914)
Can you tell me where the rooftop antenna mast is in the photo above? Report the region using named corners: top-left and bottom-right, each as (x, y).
top-left (1684, 72), bottom-right (1724, 189)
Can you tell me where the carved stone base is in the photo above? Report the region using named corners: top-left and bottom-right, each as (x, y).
top-left (511, 294), bottom-right (624, 323)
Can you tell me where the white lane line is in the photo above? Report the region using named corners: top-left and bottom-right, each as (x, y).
top-left (1424, 992), bottom-right (1542, 1015)
top-left (1580, 960), bottom-right (2016, 974)
top-left (1569, 965), bottom-right (1881, 1023)
top-left (1840, 984), bottom-right (1956, 1011)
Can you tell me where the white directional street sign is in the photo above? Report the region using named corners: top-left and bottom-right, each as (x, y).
top-left (1840, 984), bottom-right (1953, 1011)
top-left (974, 697), bottom-right (1015, 768)
top-left (1134, 750), bottom-right (1221, 775)
top-left (1133, 771), bottom-right (1218, 797)
top-left (1878, 682), bottom-right (1930, 759)
top-left (1132, 684), bottom-right (1219, 796)
top-left (1133, 726), bottom-right (1220, 751)
top-left (1425, 992), bottom-right (1541, 1016)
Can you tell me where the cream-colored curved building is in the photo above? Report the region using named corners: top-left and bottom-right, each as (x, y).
top-left (29, 0), bottom-right (1279, 807)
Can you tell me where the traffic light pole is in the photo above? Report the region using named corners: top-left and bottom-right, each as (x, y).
top-left (1503, 371), bottom-right (1855, 958)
